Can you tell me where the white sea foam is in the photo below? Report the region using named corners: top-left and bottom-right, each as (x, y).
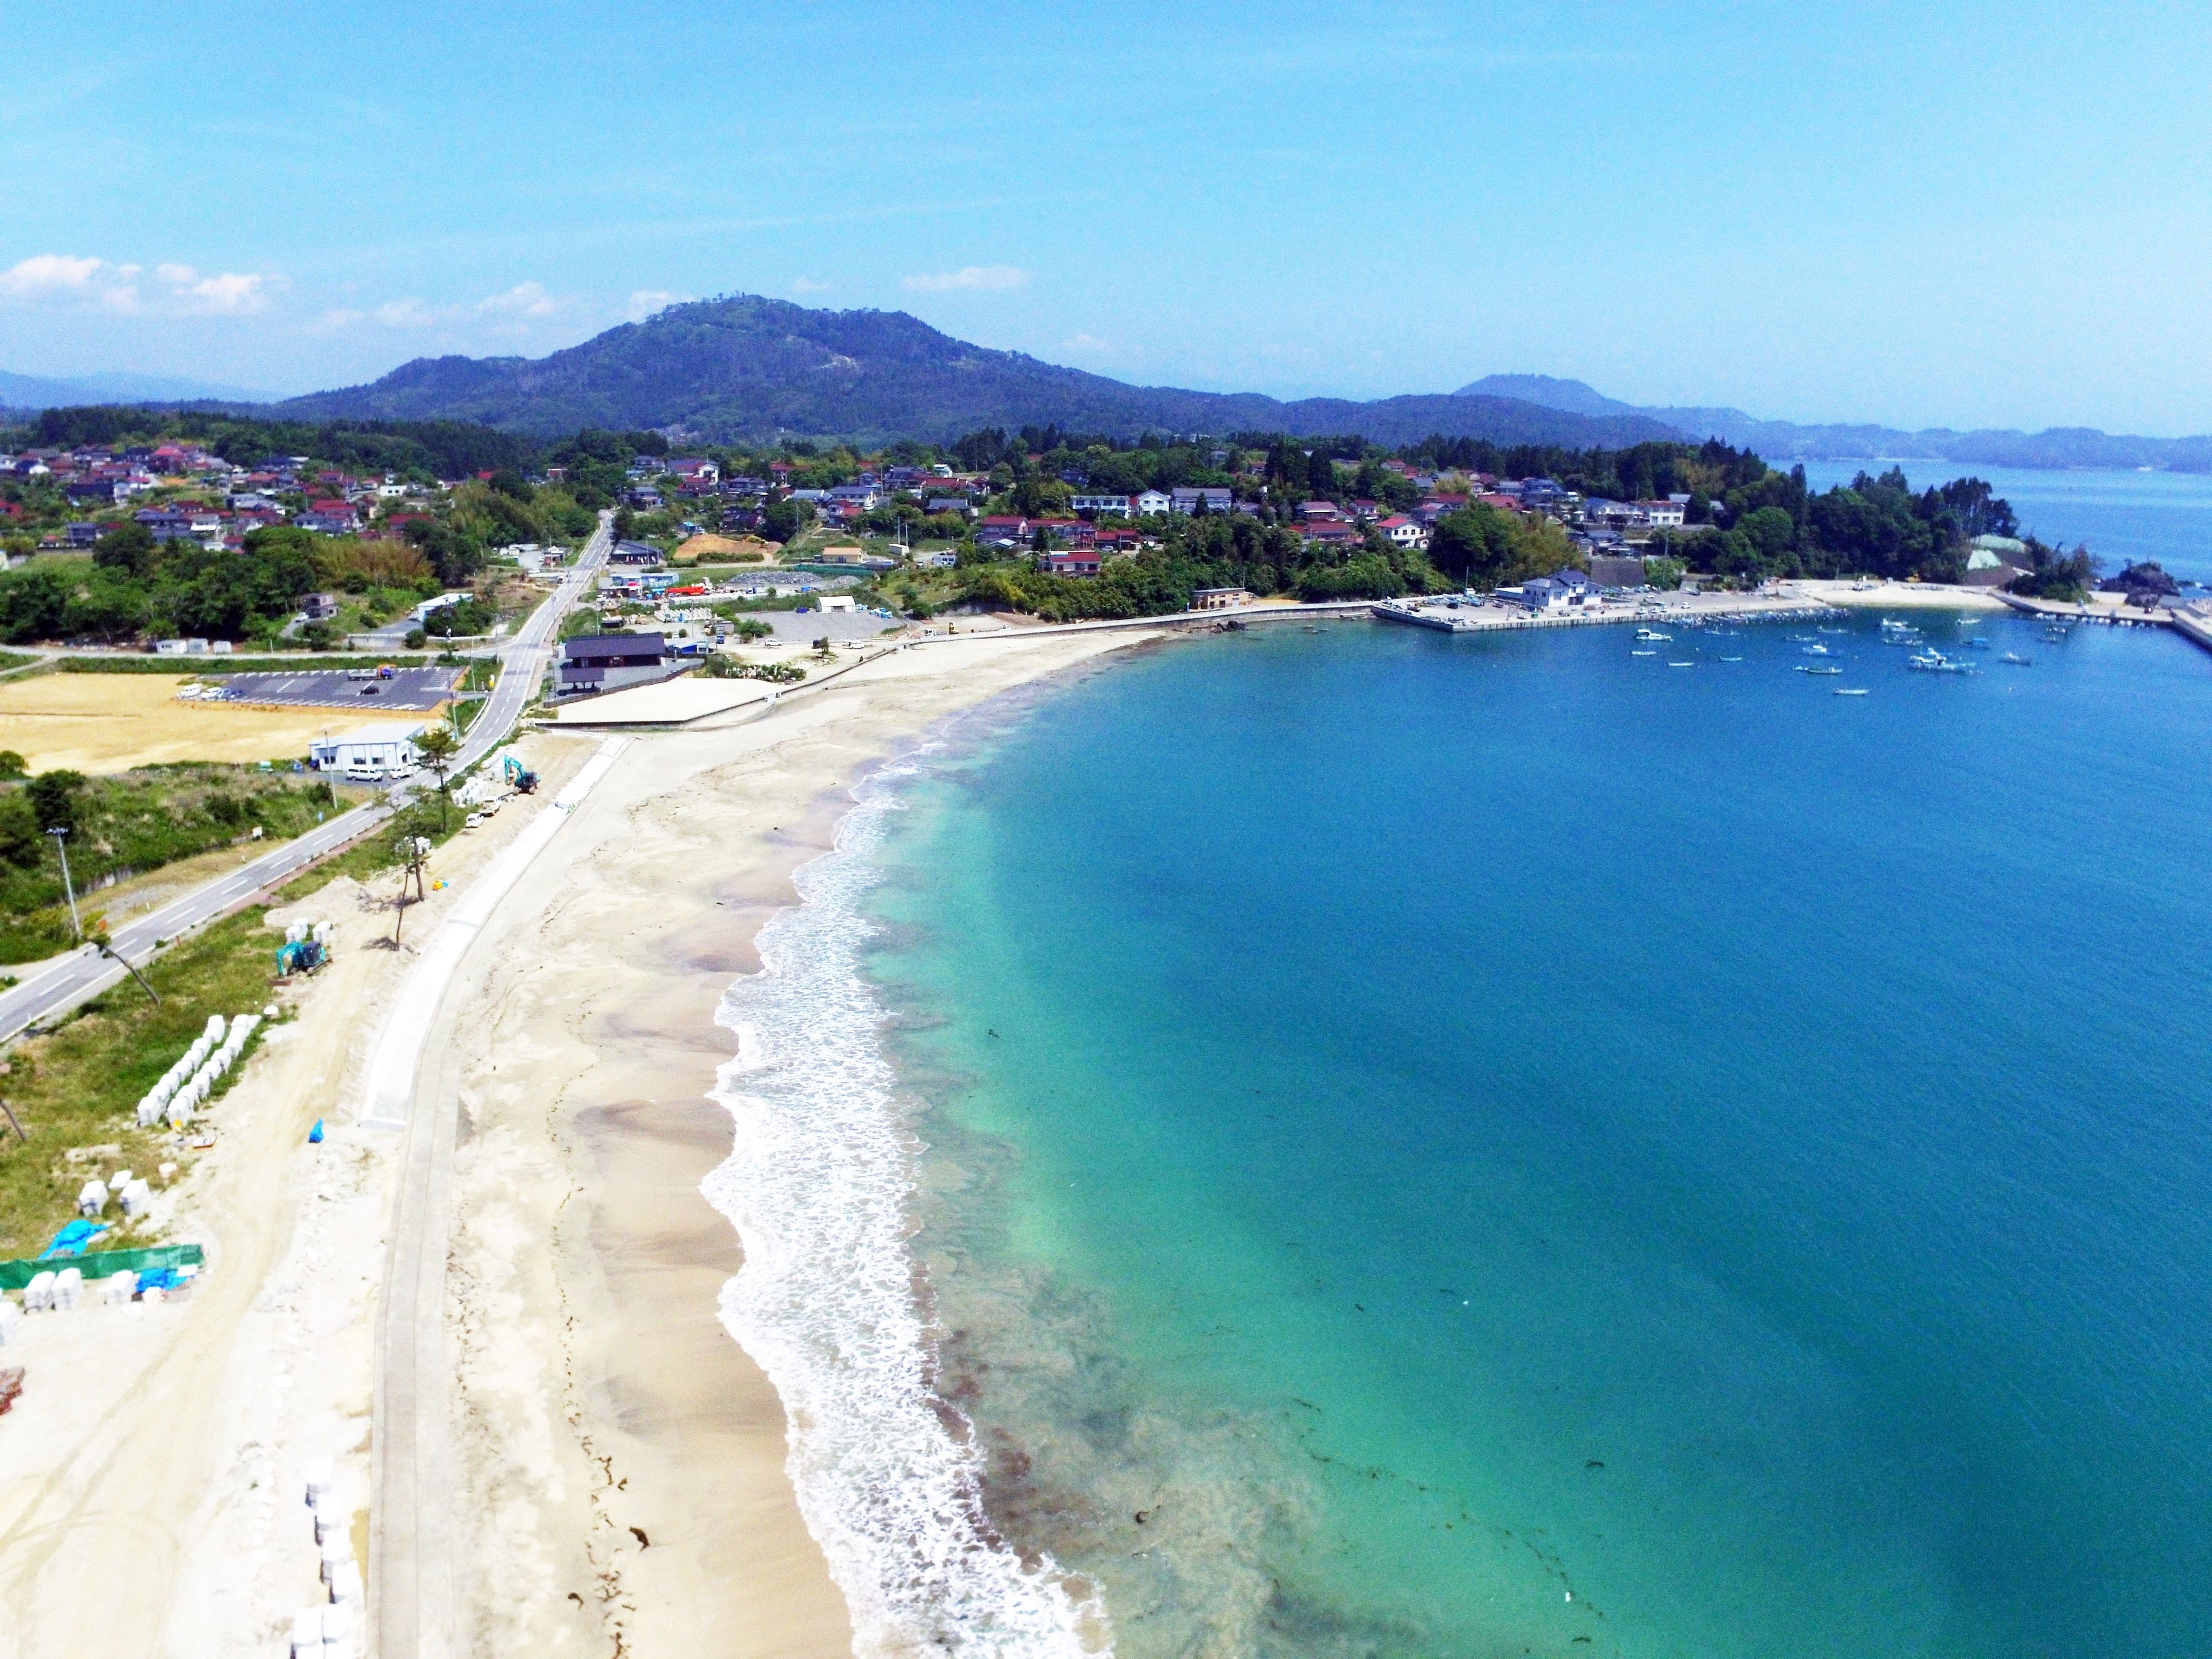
top-left (705, 758), bottom-right (1107, 1658)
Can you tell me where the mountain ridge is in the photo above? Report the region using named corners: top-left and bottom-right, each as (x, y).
top-left (1455, 373), bottom-right (2212, 472)
top-left (264, 296), bottom-right (1685, 449)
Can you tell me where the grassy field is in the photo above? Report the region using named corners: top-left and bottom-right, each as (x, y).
top-left (0, 764), bottom-right (349, 963)
top-left (0, 674), bottom-right (392, 772)
top-left (0, 909), bottom-right (277, 1261)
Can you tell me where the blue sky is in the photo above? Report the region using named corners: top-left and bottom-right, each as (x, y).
top-left (3, 1), bottom-right (2206, 432)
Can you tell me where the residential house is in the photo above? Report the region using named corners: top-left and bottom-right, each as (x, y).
top-left (609, 539), bottom-right (665, 566)
top-left (1377, 515), bottom-right (1428, 550)
top-left (1297, 500), bottom-right (1340, 522)
top-left (1042, 548), bottom-right (1100, 576)
top-left (1070, 495), bottom-right (1132, 518)
top-left (1301, 520), bottom-right (1361, 547)
top-left (977, 515), bottom-right (1030, 547)
top-left (669, 457), bottom-right (720, 486)
top-left (925, 497), bottom-right (972, 518)
top-left (1169, 487), bottom-right (1232, 515)
top-left (1191, 586), bottom-right (1255, 610)
top-left (1133, 489), bottom-right (1171, 516)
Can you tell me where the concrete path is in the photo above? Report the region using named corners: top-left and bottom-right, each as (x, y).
top-left (367, 737), bottom-right (627, 1659)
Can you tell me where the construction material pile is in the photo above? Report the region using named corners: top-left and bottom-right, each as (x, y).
top-left (135, 1011), bottom-right (264, 1129)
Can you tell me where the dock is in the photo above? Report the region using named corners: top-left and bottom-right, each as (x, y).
top-left (1993, 590), bottom-right (2212, 657)
top-left (1371, 593), bottom-right (1843, 634)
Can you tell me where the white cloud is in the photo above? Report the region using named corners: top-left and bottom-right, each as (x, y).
top-left (1063, 333), bottom-right (1112, 352)
top-left (373, 297), bottom-right (449, 328)
top-left (182, 271), bottom-right (272, 314)
top-left (902, 265), bottom-right (1028, 293)
top-left (625, 289), bottom-right (687, 321)
top-left (478, 281), bottom-right (559, 319)
top-left (0, 254), bottom-right (106, 297)
top-left (0, 252), bottom-right (272, 315)
top-left (790, 276), bottom-right (831, 296)
top-left (313, 308), bottom-right (366, 332)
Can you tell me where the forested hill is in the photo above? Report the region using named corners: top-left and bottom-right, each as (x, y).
top-left (271, 296), bottom-right (1688, 449)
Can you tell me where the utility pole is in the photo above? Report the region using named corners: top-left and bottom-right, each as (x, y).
top-left (47, 827), bottom-right (81, 943)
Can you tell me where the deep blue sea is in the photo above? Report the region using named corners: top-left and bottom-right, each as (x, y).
top-left (849, 610), bottom-right (2212, 1658)
top-left (1795, 459), bottom-right (2212, 586)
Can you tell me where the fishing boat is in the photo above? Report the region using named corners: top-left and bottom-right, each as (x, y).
top-left (1834, 687), bottom-right (1869, 696)
top-left (1800, 643), bottom-right (1833, 656)
top-left (1632, 649), bottom-right (1657, 656)
top-left (1807, 665), bottom-right (1843, 676)
top-left (1635, 628), bottom-right (1672, 642)
top-left (1668, 660), bottom-right (1694, 668)
top-left (1998, 652), bottom-right (2032, 666)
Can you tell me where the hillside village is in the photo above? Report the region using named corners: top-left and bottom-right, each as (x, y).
top-left (0, 406), bottom-right (2095, 655)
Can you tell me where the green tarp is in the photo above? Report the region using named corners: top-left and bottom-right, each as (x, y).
top-left (0, 1242), bottom-right (204, 1290)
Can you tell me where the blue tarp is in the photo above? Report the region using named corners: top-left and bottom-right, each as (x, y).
top-left (37, 1220), bottom-right (106, 1260)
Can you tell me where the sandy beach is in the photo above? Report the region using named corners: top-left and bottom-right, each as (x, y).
top-left (0, 625), bottom-right (1144, 1659)
top-left (399, 628), bottom-right (1151, 1657)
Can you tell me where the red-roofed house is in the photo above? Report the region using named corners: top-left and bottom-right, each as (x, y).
top-left (1377, 514), bottom-right (1428, 550)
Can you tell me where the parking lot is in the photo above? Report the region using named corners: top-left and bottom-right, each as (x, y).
top-left (211, 666), bottom-right (459, 711)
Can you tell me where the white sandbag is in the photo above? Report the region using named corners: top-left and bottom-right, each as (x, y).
top-left (137, 1095), bottom-right (161, 1128)
top-left (52, 1267), bottom-right (82, 1310)
top-left (0, 1298), bottom-right (22, 1343)
top-left (22, 1271), bottom-right (54, 1312)
top-left (320, 1598), bottom-right (356, 1656)
top-left (303, 1457), bottom-right (334, 1507)
top-left (204, 1014), bottom-right (225, 1041)
top-left (318, 1528), bottom-right (349, 1582)
top-left (121, 1179), bottom-right (153, 1218)
top-left (327, 1561), bottom-right (363, 1607)
top-left (289, 1606), bottom-right (324, 1658)
top-left (111, 1168), bottom-right (131, 1191)
top-left (102, 1269), bottom-right (137, 1305)
top-left (76, 1179), bottom-right (108, 1216)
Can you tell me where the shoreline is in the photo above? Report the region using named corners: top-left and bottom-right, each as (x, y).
top-left (415, 627), bottom-right (1155, 1656)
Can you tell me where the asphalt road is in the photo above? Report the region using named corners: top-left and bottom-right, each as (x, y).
top-left (0, 514), bottom-right (611, 1042)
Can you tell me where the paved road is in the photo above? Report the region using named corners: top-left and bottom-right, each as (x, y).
top-left (0, 514), bottom-right (611, 1042)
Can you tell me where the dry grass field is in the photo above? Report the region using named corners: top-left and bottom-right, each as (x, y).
top-left (0, 673), bottom-right (375, 772)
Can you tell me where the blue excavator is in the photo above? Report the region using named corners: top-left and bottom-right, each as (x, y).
top-left (503, 753), bottom-right (539, 794)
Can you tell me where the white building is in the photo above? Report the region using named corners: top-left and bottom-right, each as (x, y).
top-left (308, 723), bottom-right (426, 779)
top-left (1133, 489), bottom-right (1171, 515)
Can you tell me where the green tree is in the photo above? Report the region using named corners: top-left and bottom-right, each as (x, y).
top-left (27, 770), bottom-right (85, 833)
top-left (413, 726), bottom-right (460, 829)
top-left (91, 522), bottom-right (157, 580)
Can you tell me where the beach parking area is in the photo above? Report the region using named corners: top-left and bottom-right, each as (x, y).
top-left (0, 674), bottom-right (386, 773)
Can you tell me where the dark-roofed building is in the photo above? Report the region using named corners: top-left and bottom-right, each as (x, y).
top-left (559, 631), bottom-right (669, 695)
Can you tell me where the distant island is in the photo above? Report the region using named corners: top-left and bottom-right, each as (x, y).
top-left (1454, 374), bottom-right (2212, 474)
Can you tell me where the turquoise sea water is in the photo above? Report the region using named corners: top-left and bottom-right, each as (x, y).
top-left (858, 613), bottom-right (2212, 1658)
top-left (1795, 459), bottom-right (2212, 585)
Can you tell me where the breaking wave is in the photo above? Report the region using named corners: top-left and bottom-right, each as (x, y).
top-left (705, 755), bottom-right (1108, 1658)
